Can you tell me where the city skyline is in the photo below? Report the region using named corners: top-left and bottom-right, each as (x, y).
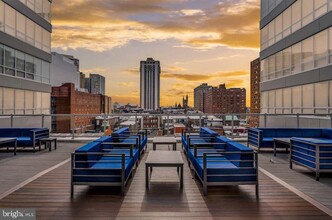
top-left (51, 0), bottom-right (260, 107)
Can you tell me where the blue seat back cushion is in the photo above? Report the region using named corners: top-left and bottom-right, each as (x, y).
top-left (276, 129), bottom-right (302, 138)
top-left (75, 142), bottom-right (102, 168)
top-left (321, 129), bottom-right (332, 139)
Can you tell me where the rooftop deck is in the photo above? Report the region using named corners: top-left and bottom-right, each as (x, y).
top-left (1, 142), bottom-right (332, 219)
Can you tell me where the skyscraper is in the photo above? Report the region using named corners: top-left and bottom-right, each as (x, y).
top-left (260, 0), bottom-right (332, 127)
top-left (0, 0), bottom-right (52, 127)
top-left (140, 58), bottom-right (160, 110)
top-left (90, 74), bottom-right (105, 95)
top-left (250, 58), bottom-right (260, 127)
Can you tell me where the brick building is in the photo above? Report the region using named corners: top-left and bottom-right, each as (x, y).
top-left (204, 84), bottom-right (246, 114)
top-left (51, 83), bottom-right (112, 133)
top-left (250, 58), bottom-right (260, 127)
top-left (194, 83), bottom-right (212, 112)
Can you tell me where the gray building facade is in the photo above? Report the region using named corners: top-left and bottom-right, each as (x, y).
top-left (140, 58), bottom-right (160, 110)
top-left (0, 0), bottom-right (52, 128)
top-left (260, 0), bottom-right (332, 127)
top-left (50, 52), bottom-right (80, 89)
top-left (89, 74), bottom-right (105, 95)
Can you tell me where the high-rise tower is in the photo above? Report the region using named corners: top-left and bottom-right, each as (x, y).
top-left (140, 58), bottom-right (160, 110)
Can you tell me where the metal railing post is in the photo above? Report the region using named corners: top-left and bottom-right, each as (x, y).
top-left (330, 114), bottom-right (332, 129)
top-left (199, 114), bottom-right (202, 129)
top-left (71, 114), bottom-right (75, 139)
top-left (264, 113), bottom-right (267, 128)
top-left (42, 114), bottom-right (45, 128)
top-left (103, 114), bottom-right (107, 132)
top-left (231, 114), bottom-right (234, 139)
top-left (296, 113), bottom-right (300, 128)
top-left (10, 114), bottom-right (13, 128)
top-left (135, 113), bottom-right (138, 130)
top-left (167, 114), bottom-right (170, 135)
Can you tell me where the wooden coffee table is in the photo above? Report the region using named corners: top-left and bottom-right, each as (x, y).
top-left (273, 138), bottom-right (291, 156)
top-left (0, 138), bottom-right (17, 155)
top-left (153, 136), bottom-right (177, 151)
top-left (145, 151), bottom-right (184, 189)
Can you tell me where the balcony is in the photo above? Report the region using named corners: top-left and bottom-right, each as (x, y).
top-left (0, 113), bottom-right (332, 218)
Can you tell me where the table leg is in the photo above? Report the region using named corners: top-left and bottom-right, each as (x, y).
top-left (174, 143), bottom-right (176, 151)
top-left (274, 141), bottom-right (276, 157)
top-left (49, 141), bottom-right (51, 152)
top-left (153, 143), bottom-right (156, 151)
top-left (14, 140), bottom-right (17, 156)
top-left (180, 165), bottom-right (183, 189)
top-left (55, 139), bottom-right (57, 150)
top-left (145, 165), bottom-right (149, 189)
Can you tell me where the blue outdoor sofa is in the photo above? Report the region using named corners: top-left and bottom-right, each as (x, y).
top-left (71, 137), bottom-right (140, 196)
top-left (94, 127), bottom-right (147, 157)
top-left (248, 128), bottom-right (332, 152)
top-left (185, 128), bottom-right (258, 196)
top-left (290, 137), bottom-right (332, 180)
top-left (0, 128), bottom-right (49, 151)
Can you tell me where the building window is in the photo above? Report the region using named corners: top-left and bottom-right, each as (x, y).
top-left (4, 4), bottom-right (16, 37)
top-left (303, 84), bottom-right (314, 114)
top-left (315, 82), bottom-right (328, 113)
top-left (3, 88), bottom-right (14, 114)
top-left (15, 51), bottom-right (25, 78)
top-left (292, 86), bottom-right (302, 114)
top-left (0, 1), bottom-right (4, 32)
top-left (314, 30), bottom-right (328, 68)
top-left (4, 47), bottom-right (15, 76)
top-left (302, 36), bottom-right (314, 71)
top-left (283, 88), bottom-right (291, 114)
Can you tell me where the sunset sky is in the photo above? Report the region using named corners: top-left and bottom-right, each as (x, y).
top-left (51, 0), bottom-right (260, 107)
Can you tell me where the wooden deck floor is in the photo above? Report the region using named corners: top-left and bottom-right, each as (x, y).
top-left (0, 150), bottom-right (330, 220)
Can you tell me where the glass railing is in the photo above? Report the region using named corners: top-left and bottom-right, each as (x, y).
top-left (1, 113), bottom-right (332, 140)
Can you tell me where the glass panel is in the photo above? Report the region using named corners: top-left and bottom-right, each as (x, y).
top-left (291, 1), bottom-right (301, 32)
top-left (314, 30), bottom-right (328, 68)
top-left (4, 47), bottom-right (15, 76)
top-left (42, 92), bottom-right (50, 114)
top-left (275, 15), bottom-right (282, 42)
top-left (0, 45), bottom-right (3, 67)
top-left (16, 51), bottom-right (25, 78)
top-left (16, 13), bottom-right (26, 41)
top-left (275, 89), bottom-right (283, 114)
top-left (26, 19), bottom-right (34, 45)
top-left (5, 4), bottom-right (16, 36)
top-left (268, 55), bottom-right (275, 80)
top-left (34, 59), bottom-right (42, 77)
top-left (261, 26), bottom-right (268, 50)
top-left (0, 88), bottom-right (2, 114)
top-left (275, 51), bottom-right (283, 78)
top-left (283, 88), bottom-right (291, 114)
top-left (283, 8), bottom-right (291, 37)
top-left (15, 89), bottom-right (25, 114)
top-left (302, 36), bottom-right (314, 71)
top-left (42, 61), bottom-right (50, 83)
top-left (303, 84), bottom-right (314, 114)
top-left (283, 48), bottom-right (291, 76)
top-left (35, 25), bottom-right (42, 49)
top-left (315, 82), bottom-right (328, 113)
top-left (268, 90), bottom-right (275, 114)
top-left (25, 55), bottom-right (34, 80)
top-left (42, 30), bottom-right (51, 52)
top-left (34, 92), bottom-right (42, 114)
top-left (302, 0), bottom-right (313, 26)
top-left (35, 0), bottom-right (42, 15)
top-left (4, 88), bottom-right (14, 114)
top-left (25, 90), bottom-right (34, 114)
top-left (292, 86), bottom-right (302, 114)
top-left (0, 1), bottom-right (4, 32)
top-left (42, 0), bottom-right (51, 21)
top-left (329, 28), bottom-right (332, 58)
top-left (291, 43), bottom-right (301, 74)
top-left (268, 20), bottom-right (275, 46)
top-left (27, 0), bottom-right (34, 10)
top-left (314, 0), bottom-right (327, 18)
top-left (330, 81), bottom-right (332, 113)
top-left (261, 92), bottom-right (268, 113)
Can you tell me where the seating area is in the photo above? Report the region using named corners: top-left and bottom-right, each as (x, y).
top-left (71, 127), bottom-right (147, 196)
top-left (248, 128), bottom-right (332, 151)
top-left (0, 128), bottom-right (49, 153)
top-left (290, 138), bottom-right (332, 181)
top-left (248, 128), bottom-right (332, 180)
top-left (182, 127), bottom-right (258, 196)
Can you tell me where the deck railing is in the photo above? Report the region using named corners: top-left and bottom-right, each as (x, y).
top-left (1, 113), bottom-right (332, 140)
